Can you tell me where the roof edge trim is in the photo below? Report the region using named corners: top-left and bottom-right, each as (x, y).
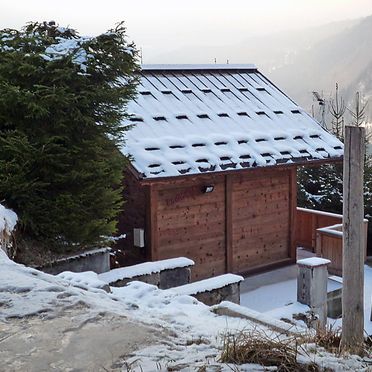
top-left (141, 64), bottom-right (257, 71)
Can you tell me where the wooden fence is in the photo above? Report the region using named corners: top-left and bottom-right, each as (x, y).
top-left (296, 207), bottom-right (368, 275)
top-left (296, 207), bottom-right (343, 251)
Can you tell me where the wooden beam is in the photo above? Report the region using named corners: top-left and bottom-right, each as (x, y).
top-left (225, 175), bottom-right (233, 273)
top-left (138, 158), bottom-right (343, 186)
top-left (341, 125), bottom-right (365, 353)
top-left (289, 168), bottom-right (297, 259)
top-left (146, 184), bottom-right (159, 261)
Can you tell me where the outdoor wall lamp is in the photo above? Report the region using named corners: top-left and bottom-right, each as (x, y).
top-left (203, 185), bottom-right (214, 193)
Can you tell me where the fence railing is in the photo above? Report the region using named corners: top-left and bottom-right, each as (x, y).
top-left (296, 207), bottom-right (368, 275)
top-left (296, 207), bottom-right (343, 251)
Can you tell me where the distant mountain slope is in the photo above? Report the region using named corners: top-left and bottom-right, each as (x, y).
top-left (152, 16), bottom-right (371, 123)
top-left (268, 15), bottom-right (372, 122)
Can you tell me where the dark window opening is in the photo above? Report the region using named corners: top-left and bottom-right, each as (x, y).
top-left (238, 139), bottom-right (248, 144)
top-left (294, 136), bottom-right (303, 140)
top-left (197, 114), bottom-right (209, 119)
top-left (280, 151), bottom-right (291, 155)
top-left (218, 113), bottom-right (229, 118)
top-left (172, 160), bottom-right (185, 165)
top-left (192, 143), bottom-right (206, 147)
top-left (291, 109), bottom-right (301, 114)
top-left (239, 154), bottom-right (251, 159)
top-left (176, 115), bottom-right (188, 120)
top-left (169, 145), bottom-right (185, 149)
top-left (274, 111), bottom-right (284, 115)
top-left (238, 112), bottom-right (249, 117)
top-left (215, 141), bottom-right (227, 145)
top-left (256, 138), bottom-right (266, 142)
top-left (310, 134), bottom-right (320, 139)
top-left (145, 147), bottom-right (160, 151)
top-left (274, 136), bottom-right (286, 140)
top-left (181, 89), bottom-right (192, 94)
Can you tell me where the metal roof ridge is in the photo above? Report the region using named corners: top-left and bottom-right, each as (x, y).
top-left (141, 64), bottom-right (258, 71)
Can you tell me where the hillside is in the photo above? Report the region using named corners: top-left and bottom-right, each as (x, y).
top-left (153, 15), bottom-right (372, 123)
top-left (269, 15), bottom-right (372, 122)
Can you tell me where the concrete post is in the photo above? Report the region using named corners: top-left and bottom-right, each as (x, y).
top-left (297, 257), bottom-right (330, 330)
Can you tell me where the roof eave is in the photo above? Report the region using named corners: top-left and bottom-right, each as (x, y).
top-left (134, 156), bottom-right (343, 185)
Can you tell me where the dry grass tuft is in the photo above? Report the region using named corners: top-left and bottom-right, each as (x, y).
top-left (313, 326), bottom-right (342, 355)
top-left (220, 328), bottom-right (319, 372)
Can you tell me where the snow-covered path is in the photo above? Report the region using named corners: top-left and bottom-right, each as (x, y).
top-left (1, 250), bottom-right (370, 371)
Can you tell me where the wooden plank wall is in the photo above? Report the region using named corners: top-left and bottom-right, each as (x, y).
top-left (156, 176), bottom-right (226, 280)
top-left (296, 208), bottom-right (342, 251)
top-left (116, 170), bottom-right (147, 265)
top-left (231, 171), bottom-right (291, 273)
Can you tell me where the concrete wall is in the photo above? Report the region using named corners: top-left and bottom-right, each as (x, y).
top-left (109, 266), bottom-right (192, 289)
top-left (194, 282), bottom-right (241, 306)
top-left (39, 248), bottom-right (111, 275)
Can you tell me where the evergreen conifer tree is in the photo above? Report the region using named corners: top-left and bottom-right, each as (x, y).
top-left (0, 21), bottom-right (139, 249)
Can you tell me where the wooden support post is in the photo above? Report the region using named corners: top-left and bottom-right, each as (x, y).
top-left (146, 185), bottom-right (159, 261)
top-left (225, 175), bottom-right (233, 273)
top-left (342, 125), bottom-right (365, 353)
top-left (289, 168), bottom-right (297, 260)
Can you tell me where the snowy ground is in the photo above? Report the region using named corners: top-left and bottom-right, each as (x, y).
top-left (1, 250), bottom-right (371, 371)
top-left (240, 261), bottom-right (372, 336)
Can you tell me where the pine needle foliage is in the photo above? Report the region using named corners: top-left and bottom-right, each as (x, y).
top-left (0, 21), bottom-right (139, 249)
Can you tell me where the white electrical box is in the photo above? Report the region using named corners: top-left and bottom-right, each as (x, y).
top-left (133, 228), bottom-right (145, 248)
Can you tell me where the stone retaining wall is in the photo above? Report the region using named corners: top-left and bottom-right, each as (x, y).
top-left (39, 248), bottom-right (111, 275)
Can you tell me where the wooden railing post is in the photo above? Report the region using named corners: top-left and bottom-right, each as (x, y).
top-left (341, 125), bottom-right (365, 353)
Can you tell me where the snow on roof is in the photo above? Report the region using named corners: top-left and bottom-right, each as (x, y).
top-left (121, 65), bottom-right (343, 179)
top-left (142, 64), bottom-right (257, 71)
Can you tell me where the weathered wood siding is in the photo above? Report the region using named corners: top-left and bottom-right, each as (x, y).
top-left (119, 166), bottom-right (297, 279)
top-left (231, 171), bottom-right (291, 273)
top-left (156, 176), bottom-right (226, 280)
top-left (116, 169), bottom-right (147, 265)
top-left (296, 208), bottom-right (343, 251)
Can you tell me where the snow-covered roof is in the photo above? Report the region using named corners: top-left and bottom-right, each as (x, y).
top-left (121, 65), bottom-right (343, 179)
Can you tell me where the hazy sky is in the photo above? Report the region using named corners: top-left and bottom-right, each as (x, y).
top-left (2, 0), bottom-right (372, 61)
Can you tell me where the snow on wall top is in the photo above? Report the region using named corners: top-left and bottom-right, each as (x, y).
top-left (121, 65), bottom-right (343, 179)
top-left (98, 257), bottom-right (195, 284)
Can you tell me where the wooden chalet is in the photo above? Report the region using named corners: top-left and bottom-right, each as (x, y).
top-left (117, 64), bottom-right (343, 280)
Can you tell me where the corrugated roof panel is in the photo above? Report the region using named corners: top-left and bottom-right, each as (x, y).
top-left (121, 65), bottom-right (343, 178)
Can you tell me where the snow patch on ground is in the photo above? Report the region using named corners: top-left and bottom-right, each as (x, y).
top-left (0, 204), bottom-right (17, 236)
top-left (1, 252), bottom-right (370, 370)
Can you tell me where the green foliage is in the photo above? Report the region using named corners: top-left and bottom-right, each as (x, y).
top-left (298, 86), bottom-right (372, 252)
top-left (0, 21), bottom-right (139, 248)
